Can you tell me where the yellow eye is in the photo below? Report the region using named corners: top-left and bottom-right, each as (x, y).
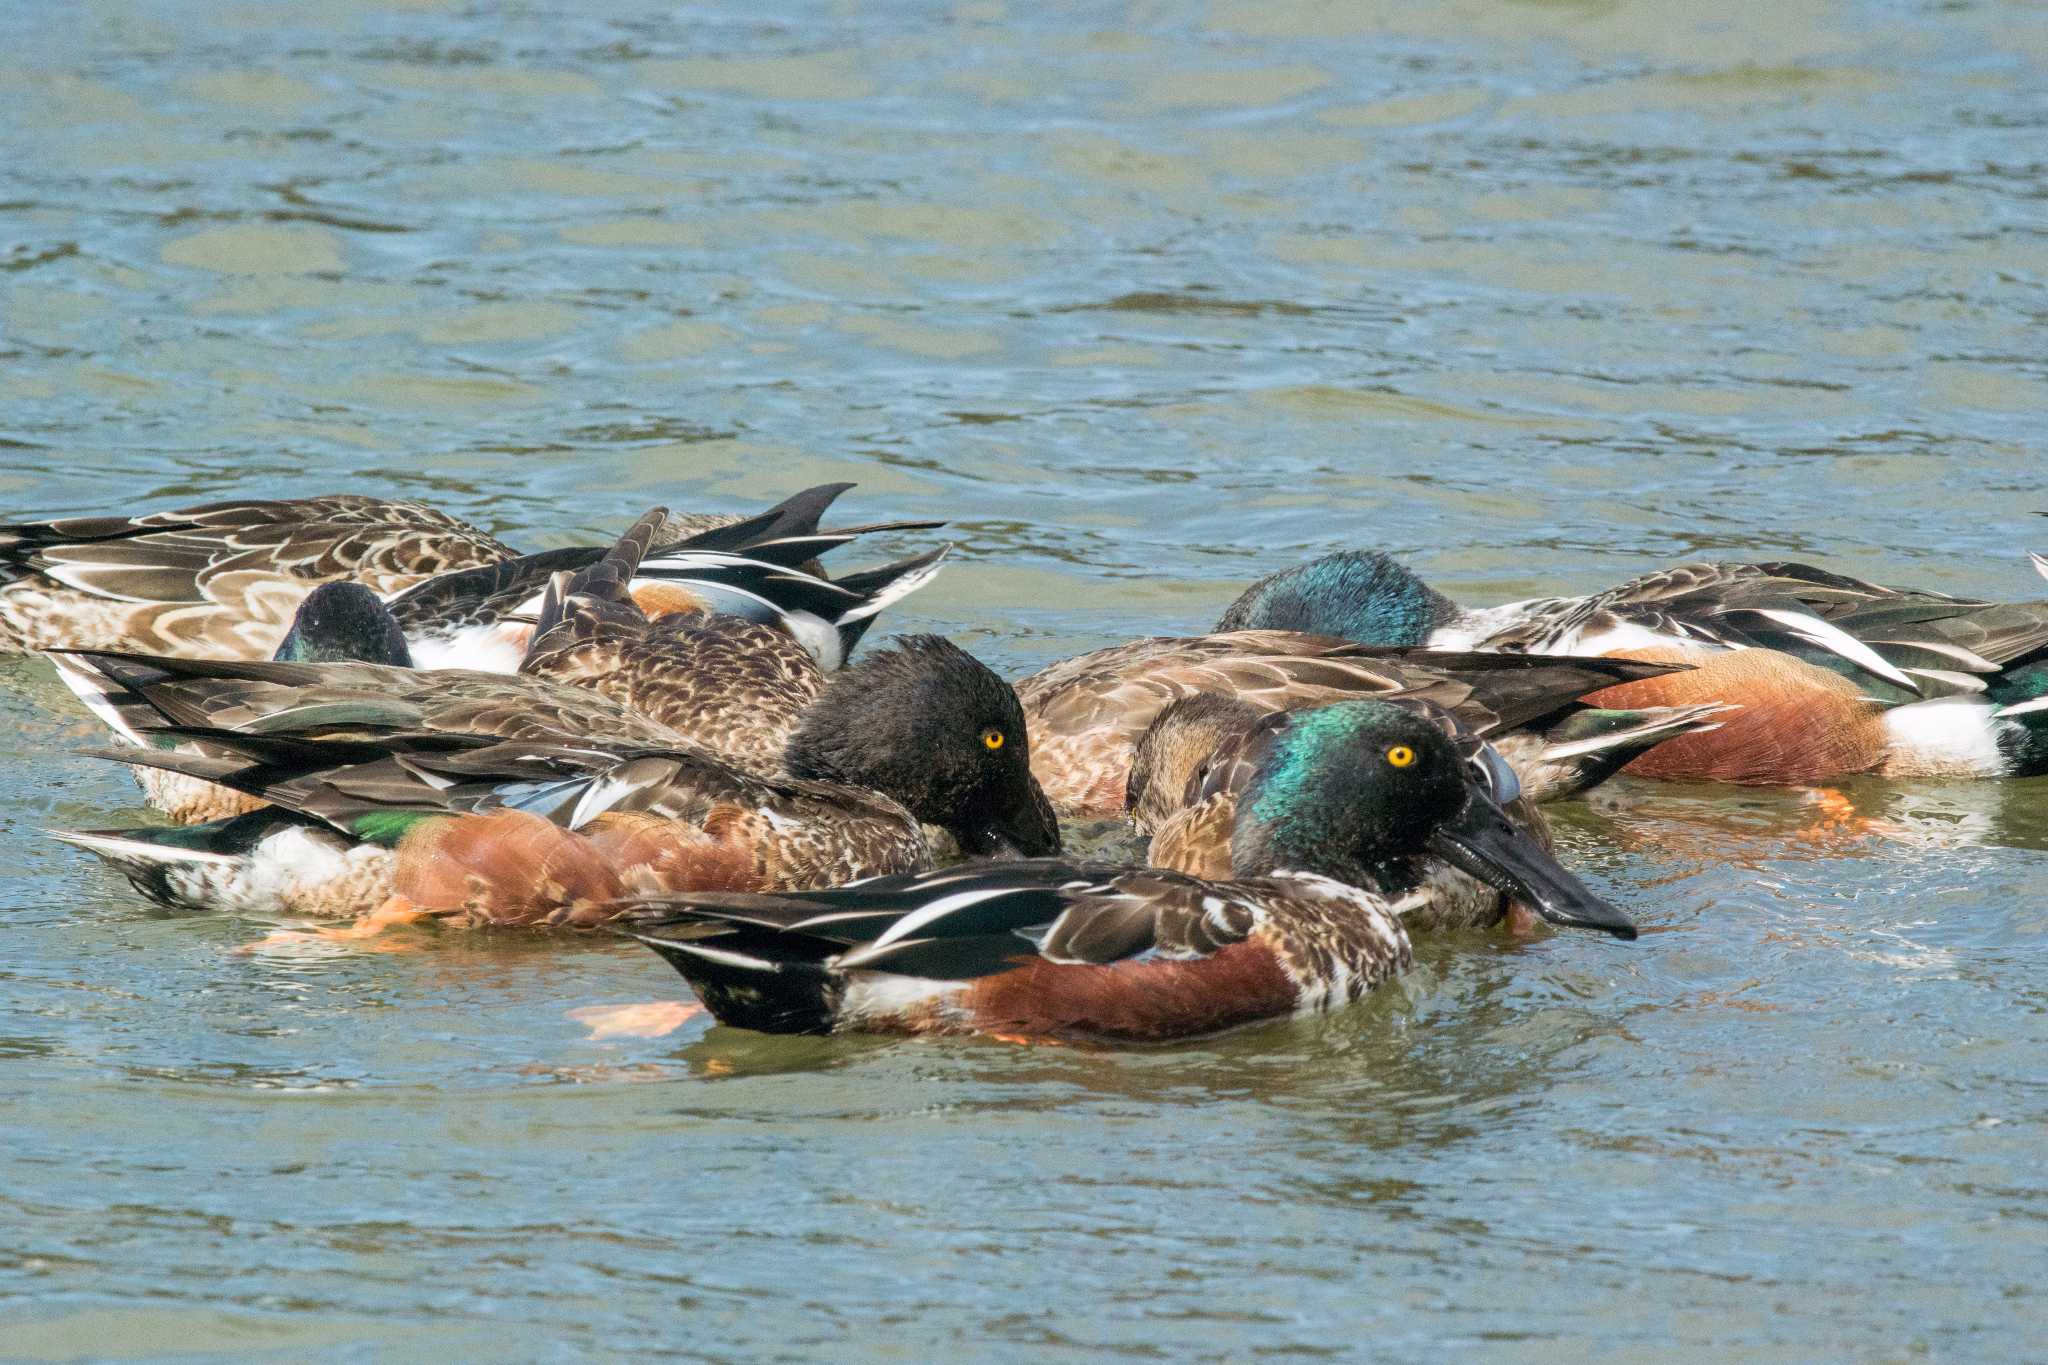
top-left (982, 728), bottom-right (1006, 751)
top-left (1385, 745), bottom-right (1416, 768)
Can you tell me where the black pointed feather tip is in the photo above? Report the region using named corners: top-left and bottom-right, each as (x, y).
top-left (627, 927), bottom-right (841, 1035)
top-left (665, 483), bottom-right (856, 557)
top-left (829, 546), bottom-right (950, 600)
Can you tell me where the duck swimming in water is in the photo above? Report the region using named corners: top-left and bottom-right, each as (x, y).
top-left (1217, 552), bottom-right (2048, 783)
top-left (51, 630), bottom-right (1060, 926)
top-left (1013, 629), bottom-right (1721, 815)
top-left (622, 699), bottom-right (1636, 1043)
top-left (1, 483), bottom-right (941, 669)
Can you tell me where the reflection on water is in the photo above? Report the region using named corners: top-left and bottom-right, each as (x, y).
top-left (3, 0), bottom-right (2047, 1356)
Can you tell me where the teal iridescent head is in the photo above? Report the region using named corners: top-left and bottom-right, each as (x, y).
top-left (273, 582), bottom-right (414, 667)
top-left (1230, 700), bottom-right (1637, 939)
top-left (1215, 551), bottom-right (1459, 647)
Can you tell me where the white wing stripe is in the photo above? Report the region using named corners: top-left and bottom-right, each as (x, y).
top-left (1741, 607), bottom-right (1921, 693)
top-left (866, 885), bottom-right (1032, 952)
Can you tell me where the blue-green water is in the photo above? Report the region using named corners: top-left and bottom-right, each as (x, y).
top-left (4, 1), bottom-right (2046, 1358)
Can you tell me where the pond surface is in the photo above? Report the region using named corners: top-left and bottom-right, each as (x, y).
top-left (3, 0), bottom-right (2046, 1357)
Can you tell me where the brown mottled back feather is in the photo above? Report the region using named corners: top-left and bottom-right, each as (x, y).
top-left (522, 611), bottom-right (824, 776)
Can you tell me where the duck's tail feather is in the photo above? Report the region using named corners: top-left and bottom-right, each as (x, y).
top-left (660, 483), bottom-right (944, 572)
top-left (665, 523), bottom-right (948, 579)
top-left (51, 824), bottom-right (241, 869)
top-left (568, 508), bottom-right (665, 607)
top-left (525, 508), bottom-right (668, 659)
top-left (49, 805), bottom-right (330, 905)
top-left (623, 911), bottom-right (840, 1035)
top-left (665, 483), bottom-right (857, 558)
top-left (628, 543), bottom-right (948, 669)
top-left (48, 650), bottom-right (162, 748)
top-left (50, 824), bottom-right (239, 906)
top-left (825, 546), bottom-right (951, 660)
top-left (0, 510), bottom-right (201, 587)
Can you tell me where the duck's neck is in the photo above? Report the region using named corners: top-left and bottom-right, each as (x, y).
top-left (780, 668), bottom-right (900, 798)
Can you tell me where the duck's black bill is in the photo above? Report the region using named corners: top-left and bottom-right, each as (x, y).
top-left (957, 776), bottom-right (1064, 859)
top-left (1426, 796), bottom-right (1638, 940)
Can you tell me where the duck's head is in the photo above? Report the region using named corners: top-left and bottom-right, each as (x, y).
top-left (785, 634), bottom-right (1062, 858)
top-left (1125, 691), bottom-right (1267, 834)
top-left (1215, 551), bottom-right (1458, 647)
top-left (273, 583), bottom-right (414, 666)
top-left (1230, 699), bottom-right (1636, 938)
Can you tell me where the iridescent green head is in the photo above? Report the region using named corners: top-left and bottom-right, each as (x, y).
top-left (1232, 701), bottom-right (1466, 889)
top-left (1215, 551), bottom-right (1458, 646)
top-left (1231, 699), bottom-right (1637, 939)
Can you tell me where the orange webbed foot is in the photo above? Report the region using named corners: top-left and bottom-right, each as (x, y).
top-left (567, 1001), bottom-right (705, 1040)
top-left (1794, 787), bottom-right (1901, 843)
top-left (233, 896), bottom-right (429, 956)
top-left (985, 1031), bottom-right (1067, 1048)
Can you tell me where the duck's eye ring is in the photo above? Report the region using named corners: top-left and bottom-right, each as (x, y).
top-left (982, 728), bottom-right (1006, 751)
top-left (1385, 744), bottom-right (1416, 768)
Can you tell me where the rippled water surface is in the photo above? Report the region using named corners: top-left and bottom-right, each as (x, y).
top-left (4, 0), bottom-right (2046, 1357)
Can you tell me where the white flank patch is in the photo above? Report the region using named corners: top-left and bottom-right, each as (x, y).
top-left (243, 828), bottom-right (387, 908)
top-left (408, 623), bottom-right (528, 674)
top-left (1555, 621), bottom-right (1723, 657)
top-left (779, 612), bottom-right (842, 670)
top-left (838, 971), bottom-right (966, 1025)
top-left (1881, 698), bottom-right (2008, 777)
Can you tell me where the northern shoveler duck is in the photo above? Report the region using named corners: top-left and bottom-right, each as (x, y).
top-left (1013, 629), bottom-right (1721, 816)
top-left (1127, 694), bottom-right (1565, 934)
top-left (620, 699), bottom-right (1638, 1043)
top-left (52, 505), bottom-right (947, 822)
top-left (54, 636), bottom-right (1061, 925)
top-left (0, 483), bottom-right (940, 667)
top-left (1215, 552), bottom-right (2048, 782)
